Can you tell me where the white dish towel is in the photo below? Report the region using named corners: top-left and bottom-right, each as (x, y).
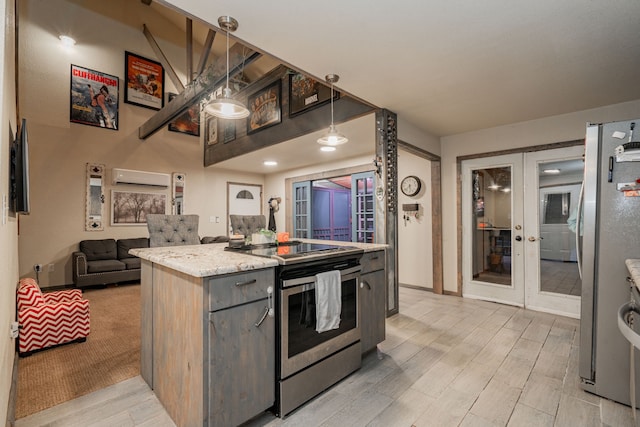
top-left (315, 270), bottom-right (342, 333)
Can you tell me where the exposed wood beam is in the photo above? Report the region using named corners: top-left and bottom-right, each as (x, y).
top-left (196, 29), bottom-right (216, 77)
top-left (138, 44), bottom-right (261, 139)
top-left (186, 18), bottom-right (193, 83)
top-left (143, 24), bottom-right (184, 91)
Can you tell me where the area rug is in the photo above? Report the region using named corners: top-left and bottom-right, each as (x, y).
top-left (15, 283), bottom-right (141, 419)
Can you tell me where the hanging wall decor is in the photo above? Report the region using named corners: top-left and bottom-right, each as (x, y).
top-left (289, 72), bottom-right (338, 117)
top-left (124, 51), bottom-right (165, 110)
top-left (247, 80), bottom-right (282, 134)
top-left (167, 93), bottom-right (200, 137)
top-left (111, 190), bottom-right (167, 226)
top-left (70, 64), bottom-right (119, 130)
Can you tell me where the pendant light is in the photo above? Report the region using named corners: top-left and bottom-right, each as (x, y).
top-left (204, 16), bottom-right (250, 119)
top-left (317, 74), bottom-right (348, 146)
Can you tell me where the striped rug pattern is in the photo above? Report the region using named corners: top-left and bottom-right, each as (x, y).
top-left (17, 278), bottom-right (90, 354)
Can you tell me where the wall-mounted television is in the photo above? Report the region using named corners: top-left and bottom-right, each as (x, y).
top-left (10, 118), bottom-right (30, 214)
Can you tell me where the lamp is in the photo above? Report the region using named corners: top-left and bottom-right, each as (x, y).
top-left (317, 74), bottom-right (348, 146)
top-left (204, 16), bottom-right (250, 119)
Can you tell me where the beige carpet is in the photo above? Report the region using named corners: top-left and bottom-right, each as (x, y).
top-left (15, 283), bottom-right (141, 419)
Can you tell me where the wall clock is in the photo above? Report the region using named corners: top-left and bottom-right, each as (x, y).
top-left (401, 175), bottom-right (421, 197)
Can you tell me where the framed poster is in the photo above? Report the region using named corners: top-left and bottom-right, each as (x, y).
top-left (220, 119), bottom-right (236, 143)
top-left (205, 115), bottom-right (218, 145)
top-left (168, 93), bottom-right (200, 137)
top-left (124, 51), bottom-right (164, 110)
top-left (111, 190), bottom-right (167, 226)
top-left (247, 80), bottom-right (281, 134)
top-left (70, 64), bottom-right (119, 130)
top-left (289, 73), bottom-right (339, 117)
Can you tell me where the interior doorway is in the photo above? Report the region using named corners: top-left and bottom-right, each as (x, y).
top-left (292, 172), bottom-right (375, 243)
top-left (461, 145), bottom-right (584, 318)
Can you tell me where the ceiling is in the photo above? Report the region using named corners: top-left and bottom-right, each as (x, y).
top-left (135, 1), bottom-right (640, 173)
top-left (156, 0), bottom-right (640, 139)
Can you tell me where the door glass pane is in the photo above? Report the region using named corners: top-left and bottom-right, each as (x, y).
top-left (293, 182), bottom-right (310, 238)
top-left (471, 167), bottom-right (512, 286)
top-left (353, 173), bottom-right (375, 243)
top-left (538, 160), bottom-right (583, 296)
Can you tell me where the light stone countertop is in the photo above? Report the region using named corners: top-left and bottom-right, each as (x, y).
top-left (626, 259), bottom-right (640, 290)
top-left (130, 243), bottom-right (278, 278)
top-left (130, 239), bottom-right (388, 278)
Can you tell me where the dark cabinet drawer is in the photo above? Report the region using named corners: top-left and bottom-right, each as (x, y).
top-left (207, 268), bottom-right (274, 311)
top-left (360, 250), bottom-right (385, 274)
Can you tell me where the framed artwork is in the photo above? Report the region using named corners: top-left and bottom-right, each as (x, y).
top-left (168, 93), bottom-right (200, 137)
top-left (220, 119), bottom-right (236, 143)
top-left (70, 64), bottom-right (119, 130)
top-left (289, 73), bottom-right (339, 117)
top-left (205, 115), bottom-right (218, 145)
top-left (111, 190), bottom-right (167, 226)
top-left (247, 80), bottom-right (282, 134)
top-left (124, 51), bottom-right (164, 110)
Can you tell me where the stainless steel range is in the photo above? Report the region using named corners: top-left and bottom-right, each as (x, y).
top-left (227, 241), bottom-right (364, 417)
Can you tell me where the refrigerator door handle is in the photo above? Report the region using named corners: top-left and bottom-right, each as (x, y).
top-left (576, 180), bottom-right (584, 280)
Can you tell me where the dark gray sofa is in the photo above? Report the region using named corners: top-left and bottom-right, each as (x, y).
top-left (72, 238), bottom-right (148, 287)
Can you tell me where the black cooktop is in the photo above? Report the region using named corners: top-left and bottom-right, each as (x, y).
top-left (225, 240), bottom-right (363, 264)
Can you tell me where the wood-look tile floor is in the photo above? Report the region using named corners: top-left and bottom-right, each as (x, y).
top-left (15, 287), bottom-right (638, 427)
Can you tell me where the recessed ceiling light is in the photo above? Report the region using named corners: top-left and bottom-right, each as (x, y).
top-left (59, 35), bottom-right (76, 47)
top-left (320, 146), bottom-right (336, 152)
top-left (263, 160), bottom-right (278, 166)
top-left (543, 168), bottom-right (561, 174)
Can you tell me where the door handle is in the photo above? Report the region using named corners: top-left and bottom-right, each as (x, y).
top-left (515, 236), bottom-right (522, 241)
top-left (528, 236), bottom-right (544, 242)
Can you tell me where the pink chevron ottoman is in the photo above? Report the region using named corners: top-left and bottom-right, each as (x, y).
top-left (17, 278), bottom-right (90, 356)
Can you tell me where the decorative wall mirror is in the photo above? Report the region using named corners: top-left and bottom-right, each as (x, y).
top-left (85, 163), bottom-right (105, 231)
top-left (172, 172), bottom-right (186, 214)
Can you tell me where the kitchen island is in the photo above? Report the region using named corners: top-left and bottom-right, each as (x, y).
top-left (130, 240), bottom-right (387, 427)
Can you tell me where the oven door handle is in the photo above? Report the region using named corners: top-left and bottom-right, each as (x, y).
top-left (281, 266), bottom-right (361, 288)
top-left (254, 286), bottom-right (274, 327)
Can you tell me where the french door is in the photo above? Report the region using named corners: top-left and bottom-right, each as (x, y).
top-left (462, 146), bottom-right (584, 318)
top-left (292, 172), bottom-right (375, 243)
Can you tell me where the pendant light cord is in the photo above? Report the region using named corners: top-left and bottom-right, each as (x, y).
top-left (225, 26), bottom-right (230, 91)
top-left (330, 82), bottom-right (335, 126)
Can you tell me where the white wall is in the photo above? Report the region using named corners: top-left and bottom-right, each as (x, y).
top-left (398, 116), bottom-right (440, 155)
top-left (397, 149), bottom-right (433, 288)
top-left (441, 99), bottom-right (640, 293)
top-left (18, 0), bottom-right (265, 287)
top-left (1, 0), bottom-right (18, 423)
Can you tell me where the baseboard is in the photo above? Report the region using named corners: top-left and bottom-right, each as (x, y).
top-left (6, 351), bottom-right (18, 427)
top-left (399, 283), bottom-right (434, 292)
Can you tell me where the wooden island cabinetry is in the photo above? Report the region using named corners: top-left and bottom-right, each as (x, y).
top-left (134, 245), bottom-right (278, 427)
top-left (359, 249), bottom-right (386, 354)
top-left (133, 241), bottom-right (387, 426)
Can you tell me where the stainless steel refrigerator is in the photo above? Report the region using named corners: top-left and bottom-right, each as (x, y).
top-left (579, 118), bottom-right (640, 405)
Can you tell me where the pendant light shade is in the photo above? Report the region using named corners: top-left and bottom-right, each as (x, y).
top-left (317, 74), bottom-right (348, 146)
top-left (204, 16), bottom-right (250, 119)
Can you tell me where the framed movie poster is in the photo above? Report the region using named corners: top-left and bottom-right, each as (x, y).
top-left (167, 93), bottom-right (200, 137)
top-left (289, 73), bottom-right (338, 117)
top-left (70, 64), bottom-right (119, 130)
top-left (247, 80), bottom-right (282, 134)
top-left (124, 51), bottom-right (164, 110)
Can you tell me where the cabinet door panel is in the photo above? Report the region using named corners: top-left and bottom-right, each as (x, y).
top-left (360, 269), bottom-right (386, 353)
top-left (209, 299), bottom-right (274, 426)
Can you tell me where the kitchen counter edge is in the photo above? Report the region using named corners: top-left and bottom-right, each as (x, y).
top-left (130, 240), bottom-right (388, 278)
